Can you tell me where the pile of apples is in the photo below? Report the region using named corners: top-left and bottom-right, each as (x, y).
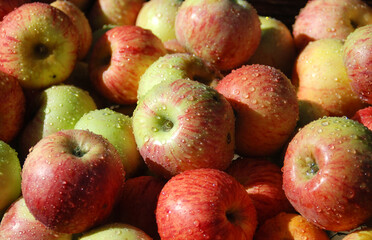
top-left (0, 0), bottom-right (372, 239)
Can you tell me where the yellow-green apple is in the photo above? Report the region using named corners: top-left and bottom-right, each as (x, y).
top-left (175, 0), bottom-right (261, 71)
top-left (88, 0), bottom-right (145, 30)
top-left (18, 85), bottom-right (97, 164)
top-left (156, 168), bottom-right (258, 240)
top-left (293, 38), bottom-right (365, 118)
top-left (254, 212), bottom-right (330, 240)
top-left (343, 24), bottom-right (372, 105)
top-left (89, 25), bottom-right (167, 105)
top-left (0, 0), bottom-right (30, 21)
top-left (226, 157), bottom-right (294, 225)
top-left (132, 78), bottom-right (235, 178)
top-left (50, 0), bottom-right (92, 60)
top-left (352, 106), bottom-right (372, 130)
top-left (216, 64), bottom-right (298, 157)
top-left (116, 175), bottom-right (166, 239)
top-left (292, 0), bottom-right (372, 50)
top-left (0, 72), bottom-right (25, 143)
top-left (135, 0), bottom-right (182, 43)
top-left (0, 2), bottom-right (79, 89)
top-left (74, 108), bottom-right (143, 178)
top-left (0, 197), bottom-right (72, 240)
top-left (282, 117), bottom-right (372, 232)
top-left (137, 52), bottom-right (222, 100)
top-left (21, 129), bottom-right (126, 234)
top-left (78, 223), bottom-right (152, 240)
top-left (0, 141), bottom-right (21, 216)
top-left (343, 228), bottom-right (372, 240)
top-left (246, 16), bottom-right (296, 77)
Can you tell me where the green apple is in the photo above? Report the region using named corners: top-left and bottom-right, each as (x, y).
top-left (137, 52), bottom-right (222, 100)
top-left (74, 108), bottom-right (143, 177)
top-left (18, 85), bottom-right (97, 158)
top-left (0, 141), bottom-right (21, 216)
top-left (136, 0), bottom-right (183, 43)
top-left (79, 223), bottom-right (152, 240)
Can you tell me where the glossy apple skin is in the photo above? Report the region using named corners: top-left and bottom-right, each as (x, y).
top-left (175, 0), bottom-right (261, 71)
top-left (116, 175), bottom-right (166, 240)
top-left (156, 168), bottom-right (257, 240)
top-left (132, 78), bottom-right (235, 178)
top-left (216, 64), bottom-right (298, 157)
top-left (0, 72), bottom-right (25, 143)
top-left (21, 129), bottom-right (126, 234)
top-left (293, 0), bottom-right (372, 50)
top-left (0, 197), bottom-right (72, 240)
top-left (79, 223), bottom-right (152, 240)
top-left (0, 2), bottom-right (79, 89)
top-left (283, 117), bottom-right (372, 232)
top-left (293, 38), bottom-right (365, 118)
top-left (343, 24), bottom-right (372, 105)
top-left (254, 212), bottom-right (330, 240)
top-left (352, 106), bottom-right (372, 131)
top-left (226, 157), bottom-right (294, 225)
top-left (89, 25), bottom-right (167, 105)
top-left (0, 0), bottom-right (30, 20)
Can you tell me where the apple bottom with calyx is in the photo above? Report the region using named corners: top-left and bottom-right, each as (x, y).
top-left (283, 116), bottom-right (372, 232)
top-left (21, 129), bottom-right (126, 234)
top-left (156, 168), bottom-right (258, 240)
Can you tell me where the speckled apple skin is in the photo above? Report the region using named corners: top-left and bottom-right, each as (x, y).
top-left (216, 64), bottom-right (298, 157)
top-left (89, 25), bottom-right (167, 104)
top-left (283, 117), bottom-right (372, 232)
top-left (21, 129), bottom-right (125, 234)
top-left (175, 0), bottom-right (261, 71)
top-left (156, 168), bottom-right (257, 240)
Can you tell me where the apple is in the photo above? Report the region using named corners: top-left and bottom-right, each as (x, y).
top-left (137, 52), bottom-right (222, 100)
top-left (88, 25), bottom-right (167, 105)
top-left (0, 2), bottom-right (79, 89)
top-left (21, 129), bottom-right (126, 234)
top-left (0, 197), bottom-right (72, 240)
top-left (132, 78), bottom-right (235, 178)
top-left (292, 0), bottom-right (372, 50)
top-left (74, 108), bottom-right (143, 178)
top-left (0, 141), bottom-right (21, 216)
top-left (156, 168), bottom-right (257, 240)
top-left (136, 0), bottom-right (183, 43)
top-left (0, 0), bottom-right (30, 21)
top-left (163, 39), bottom-right (187, 54)
top-left (215, 64), bottom-right (299, 157)
top-left (67, 0), bottom-right (93, 11)
top-left (343, 24), bottom-right (372, 105)
top-left (297, 99), bottom-right (329, 129)
top-left (18, 84), bottom-right (97, 158)
top-left (88, 0), bottom-right (145, 30)
top-left (175, 0), bottom-right (261, 71)
top-left (50, 0), bottom-right (92, 60)
top-left (78, 223), bottom-right (152, 240)
top-left (246, 16), bottom-right (296, 77)
top-left (116, 175), bottom-right (166, 239)
top-left (352, 106), bottom-right (372, 131)
top-left (0, 72), bottom-right (25, 143)
top-left (343, 228), bottom-right (372, 240)
top-left (226, 157), bottom-right (294, 225)
top-left (293, 38), bottom-right (366, 118)
top-left (254, 212), bottom-right (330, 240)
top-left (282, 116), bottom-right (372, 232)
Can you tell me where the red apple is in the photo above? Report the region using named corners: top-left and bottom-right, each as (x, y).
top-left (175, 0), bottom-right (261, 71)
top-left (0, 71), bottom-right (25, 143)
top-left (282, 117), bottom-right (372, 232)
top-left (226, 157), bottom-right (294, 225)
top-left (343, 24), bottom-right (372, 105)
top-left (21, 129), bottom-right (126, 234)
top-left (156, 168), bottom-right (258, 240)
top-left (132, 78), bottom-right (235, 178)
top-left (0, 0), bottom-right (30, 21)
top-left (216, 64), bottom-right (299, 157)
top-left (292, 0), bottom-right (372, 50)
top-left (352, 106), bottom-right (372, 131)
top-left (0, 197), bottom-right (72, 240)
top-left (116, 175), bottom-right (166, 239)
top-left (89, 25), bottom-right (167, 105)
